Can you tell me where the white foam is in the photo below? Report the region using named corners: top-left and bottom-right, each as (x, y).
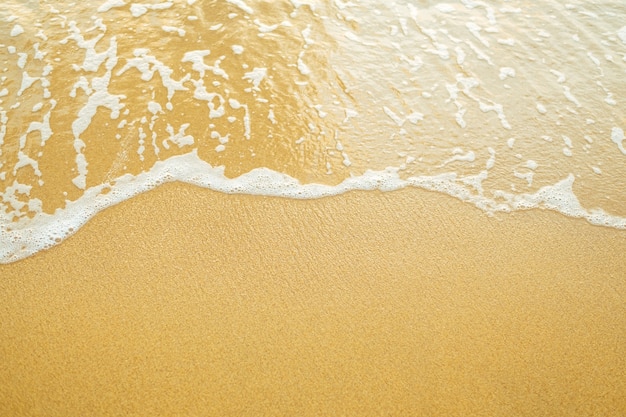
top-left (4, 0), bottom-right (626, 266)
top-left (550, 69), bottom-right (566, 83)
top-left (61, 23), bottom-right (118, 73)
top-left (507, 138), bottom-right (515, 148)
top-left (0, 150), bottom-right (600, 263)
top-left (14, 151), bottom-right (42, 178)
top-left (297, 52), bottom-right (311, 75)
top-left (497, 38), bottom-right (515, 46)
top-left (182, 50), bottom-right (212, 77)
top-left (619, 27), bottom-right (626, 44)
top-left (342, 109), bottom-right (358, 124)
top-left (455, 47), bottom-right (466, 65)
top-left (17, 72), bottom-right (39, 96)
top-left (611, 127), bottom-right (625, 155)
top-left (225, 0), bottom-right (254, 15)
top-left (228, 99), bottom-right (250, 139)
top-left (536, 103), bottom-right (547, 114)
top-left (97, 0), bottom-right (127, 13)
top-left (436, 4), bottom-right (455, 13)
top-left (130, 2), bottom-right (173, 18)
top-left (162, 26), bottom-right (186, 37)
top-left (117, 49), bottom-right (189, 103)
top-left (466, 22), bottom-right (489, 47)
top-left (10, 24), bottom-right (24, 37)
top-left (254, 19), bottom-right (291, 33)
top-left (17, 53), bottom-right (28, 69)
top-left (9, 148), bottom-right (621, 264)
top-left (137, 127), bottom-right (146, 160)
top-left (314, 105), bottom-right (327, 118)
top-left (563, 86), bottom-right (581, 107)
top-left (28, 100), bottom-right (55, 145)
top-left (301, 25), bottom-right (314, 46)
top-left (562, 135), bottom-right (573, 149)
top-left (399, 54), bottom-right (423, 72)
top-left (441, 148), bottom-right (476, 166)
top-left (383, 106), bottom-right (404, 126)
top-left (525, 160), bottom-right (538, 170)
top-left (242, 67), bottom-right (267, 90)
top-left (514, 170), bottom-right (534, 186)
top-left (406, 112), bottom-right (423, 124)
top-left (486, 148), bottom-right (496, 170)
top-left (499, 67), bottom-right (516, 80)
top-left (0, 111), bottom-right (7, 149)
top-left (163, 123), bottom-right (194, 149)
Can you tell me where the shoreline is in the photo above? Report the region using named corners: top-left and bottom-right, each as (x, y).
top-left (1, 183), bottom-right (626, 416)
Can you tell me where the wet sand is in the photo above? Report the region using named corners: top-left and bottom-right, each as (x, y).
top-left (1, 185), bottom-right (625, 416)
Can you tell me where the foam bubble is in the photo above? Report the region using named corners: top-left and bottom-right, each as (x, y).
top-left (611, 127), bottom-right (625, 155)
top-left (10, 24), bottom-right (24, 37)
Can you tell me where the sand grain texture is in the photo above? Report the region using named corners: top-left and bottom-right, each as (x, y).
top-left (1, 184), bottom-right (625, 416)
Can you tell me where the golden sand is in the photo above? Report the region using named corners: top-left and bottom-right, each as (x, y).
top-left (1, 185), bottom-right (625, 416)
top-left (2, 3), bottom-right (626, 413)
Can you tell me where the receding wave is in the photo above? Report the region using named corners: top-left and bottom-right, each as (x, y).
top-left (1, 0), bottom-right (625, 263)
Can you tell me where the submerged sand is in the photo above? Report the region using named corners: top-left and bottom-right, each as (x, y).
top-left (1, 185), bottom-right (625, 416)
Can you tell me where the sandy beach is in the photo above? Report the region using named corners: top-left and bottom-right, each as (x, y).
top-left (2, 184), bottom-right (625, 416)
top-left (2, 1), bottom-right (626, 414)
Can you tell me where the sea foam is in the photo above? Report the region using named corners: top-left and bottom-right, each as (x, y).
top-left (2, 150), bottom-right (624, 264)
top-left (1, 0), bottom-right (626, 263)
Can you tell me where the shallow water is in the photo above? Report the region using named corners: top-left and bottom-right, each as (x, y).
top-left (1, 0), bottom-right (625, 263)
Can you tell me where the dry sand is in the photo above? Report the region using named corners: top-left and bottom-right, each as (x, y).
top-left (1, 184), bottom-right (625, 416)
